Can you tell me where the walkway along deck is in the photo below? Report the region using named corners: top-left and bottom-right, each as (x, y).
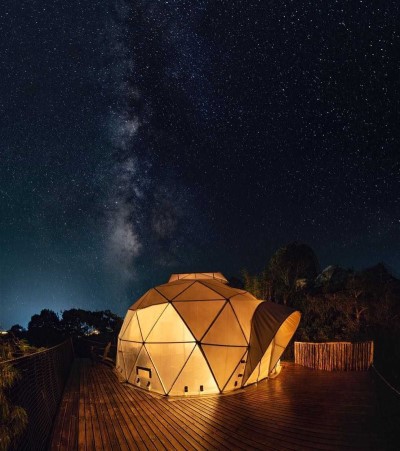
top-left (49, 359), bottom-right (385, 450)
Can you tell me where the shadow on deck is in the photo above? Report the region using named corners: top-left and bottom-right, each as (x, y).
top-left (49, 359), bottom-right (385, 450)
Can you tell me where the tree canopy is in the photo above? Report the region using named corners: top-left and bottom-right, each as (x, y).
top-left (13, 309), bottom-right (124, 348)
top-left (242, 243), bottom-right (400, 388)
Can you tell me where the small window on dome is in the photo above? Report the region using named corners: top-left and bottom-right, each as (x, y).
top-left (137, 366), bottom-right (152, 378)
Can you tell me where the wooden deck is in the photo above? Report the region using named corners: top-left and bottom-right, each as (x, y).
top-left (49, 359), bottom-right (384, 450)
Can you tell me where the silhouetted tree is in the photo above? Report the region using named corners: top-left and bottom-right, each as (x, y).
top-left (27, 309), bottom-right (62, 347)
top-left (228, 276), bottom-right (244, 290)
top-left (8, 324), bottom-right (27, 340)
top-left (59, 309), bottom-right (123, 340)
top-left (267, 242), bottom-right (319, 304)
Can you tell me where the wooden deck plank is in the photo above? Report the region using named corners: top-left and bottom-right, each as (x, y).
top-left (107, 372), bottom-right (200, 451)
top-left (96, 366), bottom-right (154, 451)
top-left (102, 374), bottom-right (166, 450)
top-left (90, 363), bottom-right (133, 451)
top-left (188, 400), bottom-right (346, 449)
top-left (132, 387), bottom-right (218, 450)
top-left (171, 396), bottom-right (302, 451)
top-left (49, 360), bottom-right (385, 451)
top-left (124, 381), bottom-right (222, 450)
top-left (49, 356), bottom-right (80, 450)
top-left (163, 397), bottom-right (267, 450)
top-left (83, 363), bottom-right (96, 450)
top-left (77, 361), bottom-right (87, 450)
top-left (88, 362), bottom-right (113, 450)
top-left (68, 360), bottom-right (80, 450)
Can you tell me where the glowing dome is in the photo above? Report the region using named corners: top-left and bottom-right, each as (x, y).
top-left (117, 273), bottom-right (301, 396)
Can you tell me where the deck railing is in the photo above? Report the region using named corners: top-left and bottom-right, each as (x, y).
top-left (0, 339), bottom-right (74, 450)
top-left (294, 341), bottom-right (374, 371)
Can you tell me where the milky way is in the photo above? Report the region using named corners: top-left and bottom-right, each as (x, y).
top-left (1, 0), bottom-right (399, 329)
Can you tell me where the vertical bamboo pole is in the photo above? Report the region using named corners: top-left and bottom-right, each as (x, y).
top-left (294, 341), bottom-right (374, 371)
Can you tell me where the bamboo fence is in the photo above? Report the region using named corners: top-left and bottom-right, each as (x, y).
top-left (294, 341), bottom-right (374, 371)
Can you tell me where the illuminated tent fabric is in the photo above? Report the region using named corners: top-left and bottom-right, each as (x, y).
top-left (117, 273), bottom-right (301, 396)
top-left (168, 272), bottom-right (228, 283)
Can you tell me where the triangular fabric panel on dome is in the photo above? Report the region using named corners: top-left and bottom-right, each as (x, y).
top-left (172, 300), bottom-right (226, 341)
top-left (230, 292), bottom-right (258, 302)
top-left (230, 299), bottom-right (263, 342)
top-left (202, 344), bottom-right (247, 391)
top-left (202, 303), bottom-right (247, 346)
top-left (155, 280), bottom-right (193, 300)
top-left (169, 345), bottom-right (219, 395)
top-left (223, 350), bottom-right (248, 391)
top-left (146, 342), bottom-right (196, 394)
top-left (200, 280), bottom-right (243, 299)
top-left (132, 289), bottom-right (168, 311)
top-left (146, 304), bottom-right (195, 343)
top-left (121, 311), bottom-right (142, 342)
top-left (136, 303), bottom-right (168, 341)
top-left (119, 310), bottom-right (134, 338)
top-left (173, 283), bottom-right (226, 301)
top-left (129, 345), bottom-right (165, 394)
top-left (119, 340), bottom-right (142, 381)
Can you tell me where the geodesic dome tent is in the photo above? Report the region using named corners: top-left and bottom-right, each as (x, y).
top-left (117, 273), bottom-right (301, 396)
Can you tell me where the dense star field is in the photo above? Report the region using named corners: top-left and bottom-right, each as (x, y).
top-left (1, 1), bottom-right (399, 328)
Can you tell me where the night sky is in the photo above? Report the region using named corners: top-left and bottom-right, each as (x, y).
top-left (1, 1), bottom-right (399, 329)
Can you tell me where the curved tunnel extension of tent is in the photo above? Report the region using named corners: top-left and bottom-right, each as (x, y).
top-left (117, 273), bottom-right (301, 396)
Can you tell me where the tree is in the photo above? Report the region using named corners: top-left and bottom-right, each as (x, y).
top-left (242, 269), bottom-right (272, 300)
top-left (0, 364), bottom-right (27, 450)
top-left (8, 325), bottom-right (24, 335)
top-left (59, 309), bottom-right (123, 338)
top-left (27, 309), bottom-right (62, 347)
top-left (228, 276), bottom-right (244, 290)
top-left (60, 309), bottom-right (91, 337)
top-left (267, 242), bottom-right (319, 304)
